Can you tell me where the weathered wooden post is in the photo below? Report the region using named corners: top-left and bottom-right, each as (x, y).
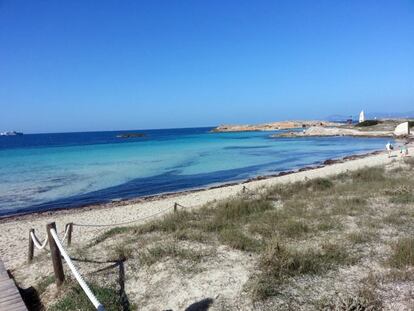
top-left (28, 229), bottom-right (34, 263)
top-left (47, 222), bottom-right (65, 286)
top-left (66, 223), bottom-right (73, 246)
top-left (174, 202), bottom-right (178, 212)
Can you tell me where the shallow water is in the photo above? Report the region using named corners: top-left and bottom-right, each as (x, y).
top-left (0, 127), bottom-right (390, 216)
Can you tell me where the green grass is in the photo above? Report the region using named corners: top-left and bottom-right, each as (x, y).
top-left (49, 282), bottom-right (123, 311)
top-left (36, 275), bottom-right (55, 295)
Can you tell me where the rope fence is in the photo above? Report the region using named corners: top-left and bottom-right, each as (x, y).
top-left (29, 222), bottom-right (105, 310)
top-left (50, 226), bottom-right (104, 310)
top-left (30, 230), bottom-right (48, 250)
top-left (25, 186), bottom-right (250, 309)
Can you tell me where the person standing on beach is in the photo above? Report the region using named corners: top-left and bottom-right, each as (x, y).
top-left (400, 145), bottom-right (409, 157)
top-left (386, 142), bottom-right (393, 158)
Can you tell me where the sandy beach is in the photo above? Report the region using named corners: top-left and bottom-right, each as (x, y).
top-left (0, 145), bottom-right (410, 273)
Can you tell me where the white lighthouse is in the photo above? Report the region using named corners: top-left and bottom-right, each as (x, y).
top-left (359, 110), bottom-right (365, 123)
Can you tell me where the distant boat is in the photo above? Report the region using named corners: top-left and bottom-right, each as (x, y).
top-left (0, 131), bottom-right (23, 136)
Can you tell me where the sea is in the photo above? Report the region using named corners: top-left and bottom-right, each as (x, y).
top-left (0, 127), bottom-right (391, 217)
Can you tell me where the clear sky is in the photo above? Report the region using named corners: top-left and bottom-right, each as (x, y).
top-left (1, 1), bottom-right (413, 133)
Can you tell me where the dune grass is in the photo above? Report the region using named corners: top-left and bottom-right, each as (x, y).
top-left (58, 165), bottom-right (414, 309)
top-left (389, 237), bottom-right (414, 268)
top-left (251, 239), bottom-right (356, 300)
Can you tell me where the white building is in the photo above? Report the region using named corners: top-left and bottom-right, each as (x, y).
top-left (359, 110), bottom-right (365, 123)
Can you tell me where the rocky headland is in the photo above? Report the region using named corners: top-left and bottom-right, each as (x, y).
top-left (272, 126), bottom-right (393, 138)
top-left (211, 120), bottom-right (339, 132)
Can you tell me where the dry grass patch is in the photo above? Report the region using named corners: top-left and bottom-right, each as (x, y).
top-left (138, 243), bottom-right (208, 267)
top-left (389, 237), bottom-right (414, 268)
top-left (76, 165), bottom-right (414, 309)
top-left (347, 230), bottom-right (376, 244)
top-left (318, 278), bottom-right (382, 310)
top-left (219, 228), bottom-right (262, 252)
top-left (251, 239), bottom-right (356, 301)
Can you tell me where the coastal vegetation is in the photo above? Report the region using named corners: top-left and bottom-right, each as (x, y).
top-left (28, 161), bottom-right (414, 310)
top-left (355, 119), bottom-right (381, 127)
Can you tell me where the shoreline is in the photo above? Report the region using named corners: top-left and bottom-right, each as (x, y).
top-left (0, 148), bottom-right (384, 223)
top-left (0, 144), bottom-right (412, 271)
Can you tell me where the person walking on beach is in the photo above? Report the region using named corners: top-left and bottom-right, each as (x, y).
top-left (400, 145), bottom-right (409, 157)
top-left (386, 142), bottom-right (393, 158)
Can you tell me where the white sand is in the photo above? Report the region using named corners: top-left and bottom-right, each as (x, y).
top-left (0, 147), bottom-right (409, 273)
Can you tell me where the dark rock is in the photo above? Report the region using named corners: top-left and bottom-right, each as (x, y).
top-left (116, 133), bottom-right (145, 138)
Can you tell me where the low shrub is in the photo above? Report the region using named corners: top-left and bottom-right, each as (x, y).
top-left (355, 120), bottom-right (380, 127)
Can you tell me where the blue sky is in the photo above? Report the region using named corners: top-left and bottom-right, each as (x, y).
top-left (0, 1), bottom-right (413, 133)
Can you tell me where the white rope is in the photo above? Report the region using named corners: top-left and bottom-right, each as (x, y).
top-left (60, 224), bottom-right (71, 241)
top-left (50, 228), bottom-right (105, 311)
top-left (72, 206), bottom-right (173, 227)
top-left (30, 231), bottom-right (48, 249)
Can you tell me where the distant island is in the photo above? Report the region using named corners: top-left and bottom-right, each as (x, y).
top-left (212, 118), bottom-right (413, 138)
top-left (211, 120), bottom-right (338, 132)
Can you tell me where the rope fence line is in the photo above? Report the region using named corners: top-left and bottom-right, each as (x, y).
top-left (69, 184), bottom-right (250, 229)
top-left (50, 227), bottom-right (104, 311)
top-left (30, 230), bottom-right (48, 250)
top-left (25, 185), bottom-right (255, 310)
top-left (28, 224), bottom-right (72, 262)
top-left (72, 205), bottom-right (174, 228)
top-left (29, 185), bottom-right (251, 257)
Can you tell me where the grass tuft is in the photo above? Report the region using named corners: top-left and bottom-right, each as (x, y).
top-left (138, 243), bottom-right (207, 266)
top-left (219, 228), bottom-right (261, 252)
top-left (389, 193), bottom-right (414, 204)
top-left (389, 237), bottom-right (414, 268)
top-left (350, 167), bottom-right (385, 183)
top-left (251, 240), bottom-right (354, 300)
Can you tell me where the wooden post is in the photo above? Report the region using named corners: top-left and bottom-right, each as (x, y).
top-left (47, 222), bottom-right (65, 286)
top-left (28, 229), bottom-right (34, 263)
top-left (174, 202), bottom-right (178, 212)
top-left (66, 223), bottom-right (73, 246)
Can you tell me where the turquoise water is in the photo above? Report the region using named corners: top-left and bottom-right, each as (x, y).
top-left (0, 127), bottom-right (389, 216)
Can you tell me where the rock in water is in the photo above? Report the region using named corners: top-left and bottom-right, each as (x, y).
top-left (116, 133), bottom-right (146, 138)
